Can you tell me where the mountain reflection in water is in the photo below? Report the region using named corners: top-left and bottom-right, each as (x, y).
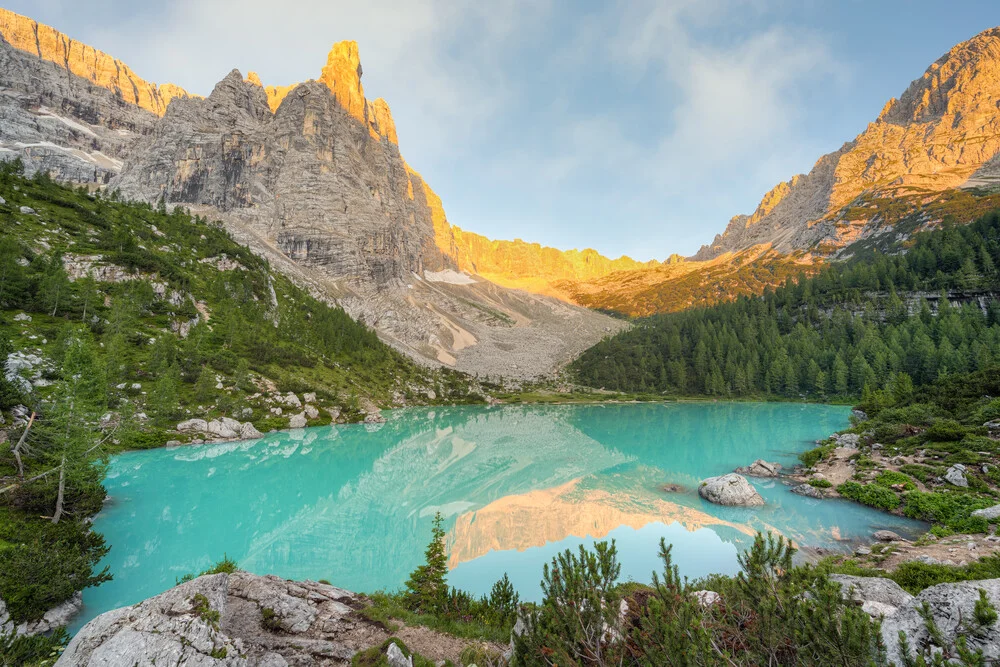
top-left (77, 403), bottom-right (924, 632)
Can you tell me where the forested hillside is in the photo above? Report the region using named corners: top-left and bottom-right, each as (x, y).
top-left (0, 161), bottom-right (482, 633)
top-left (571, 211), bottom-right (1000, 398)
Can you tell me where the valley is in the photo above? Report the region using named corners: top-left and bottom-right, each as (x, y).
top-left (2, 4), bottom-right (1000, 666)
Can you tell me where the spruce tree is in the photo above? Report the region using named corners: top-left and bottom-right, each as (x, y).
top-left (404, 512), bottom-right (449, 613)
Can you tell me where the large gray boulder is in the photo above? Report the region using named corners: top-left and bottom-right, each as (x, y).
top-left (57, 572), bottom-right (368, 666)
top-left (734, 459), bottom-right (782, 477)
top-left (829, 575), bottom-right (913, 618)
top-left (790, 483), bottom-right (824, 499)
top-left (698, 474), bottom-right (765, 507)
top-left (944, 464), bottom-right (969, 488)
top-left (972, 504), bottom-right (1000, 521)
top-left (207, 419), bottom-right (239, 440)
top-left (177, 419), bottom-right (209, 433)
top-left (882, 579), bottom-right (1000, 665)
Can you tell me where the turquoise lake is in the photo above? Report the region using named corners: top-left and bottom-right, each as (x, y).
top-left (75, 403), bottom-right (925, 631)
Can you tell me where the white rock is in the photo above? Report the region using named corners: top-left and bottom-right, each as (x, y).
top-left (972, 504), bottom-right (1000, 521)
top-left (386, 641), bottom-right (413, 667)
top-left (283, 393), bottom-right (302, 408)
top-left (698, 474), bottom-right (765, 507)
top-left (289, 413), bottom-right (307, 429)
top-left (240, 422), bottom-right (263, 440)
top-left (19, 205), bottom-right (35, 215)
top-left (206, 420), bottom-right (238, 439)
top-left (734, 459), bottom-right (782, 477)
top-left (691, 590), bottom-right (721, 607)
top-left (944, 464), bottom-right (968, 487)
top-left (12, 312), bottom-right (31, 322)
top-left (304, 405), bottom-right (319, 420)
top-left (303, 392), bottom-right (317, 404)
top-left (176, 419), bottom-right (208, 433)
top-left (882, 579), bottom-right (1000, 665)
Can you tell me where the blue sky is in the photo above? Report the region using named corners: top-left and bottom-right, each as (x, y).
top-left (11, 1), bottom-right (1000, 260)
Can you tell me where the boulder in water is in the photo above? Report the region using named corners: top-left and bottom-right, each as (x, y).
top-left (734, 459), bottom-right (782, 477)
top-left (698, 474), bottom-right (765, 507)
top-left (790, 483), bottom-right (823, 499)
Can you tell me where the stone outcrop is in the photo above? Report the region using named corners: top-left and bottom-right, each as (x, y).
top-left (881, 579), bottom-right (1000, 665)
top-left (1, 593), bottom-right (82, 637)
top-left (830, 574), bottom-right (914, 618)
top-left (176, 418), bottom-right (262, 441)
top-left (734, 459), bottom-right (782, 477)
top-left (57, 572), bottom-right (385, 666)
top-left (695, 27), bottom-right (1000, 261)
top-left (944, 463), bottom-right (969, 487)
top-left (105, 44), bottom-right (626, 376)
top-left (698, 474), bottom-right (765, 507)
top-left (790, 483), bottom-right (824, 499)
top-left (972, 504), bottom-right (1000, 520)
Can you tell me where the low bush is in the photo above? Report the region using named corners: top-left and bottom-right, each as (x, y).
top-left (925, 419), bottom-right (967, 442)
top-left (873, 470), bottom-right (916, 491)
top-left (836, 481), bottom-right (900, 510)
top-left (799, 442), bottom-right (835, 468)
top-left (903, 491), bottom-right (993, 533)
top-left (0, 628), bottom-right (68, 667)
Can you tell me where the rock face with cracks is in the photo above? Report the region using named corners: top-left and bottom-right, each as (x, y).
top-left (59, 572), bottom-right (384, 666)
top-left (697, 474), bottom-right (765, 507)
top-left (0, 5), bottom-right (626, 377)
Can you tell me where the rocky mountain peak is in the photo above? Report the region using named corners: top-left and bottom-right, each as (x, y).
top-left (694, 25), bottom-right (1000, 261)
top-left (245, 71), bottom-right (264, 87)
top-left (0, 7), bottom-right (192, 116)
top-left (200, 69), bottom-right (271, 125)
top-left (319, 40), bottom-right (368, 125)
top-left (881, 26), bottom-right (1000, 125)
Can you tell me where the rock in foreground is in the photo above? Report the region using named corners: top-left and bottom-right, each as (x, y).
top-left (58, 572), bottom-right (384, 666)
top-left (698, 474), bottom-right (765, 507)
top-left (881, 579), bottom-right (1000, 665)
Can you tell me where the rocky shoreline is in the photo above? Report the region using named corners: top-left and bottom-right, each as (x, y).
top-left (57, 571), bottom-right (500, 667)
top-left (53, 569), bottom-right (1000, 666)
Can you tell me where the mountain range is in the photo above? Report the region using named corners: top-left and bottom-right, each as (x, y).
top-left (3, 7), bottom-right (1000, 369)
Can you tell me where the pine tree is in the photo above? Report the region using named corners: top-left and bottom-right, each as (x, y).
top-left (404, 512), bottom-right (449, 613)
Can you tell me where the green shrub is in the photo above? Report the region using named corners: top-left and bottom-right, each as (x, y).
top-left (808, 478), bottom-right (833, 489)
top-left (903, 491), bottom-right (992, 532)
top-left (899, 463), bottom-right (937, 483)
top-left (0, 513), bottom-right (111, 624)
top-left (973, 397), bottom-right (1000, 424)
top-left (800, 443), bottom-right (835, 468)
top-left (874, 470), bottom-right (917, 491)
top-left (0, 628), bottom-right (68, 667)
top-left (925, 419), bottom-right (966, 442)
top-left (261, 607), bottom-right (282, 632)
top-left (191, 593), bottom-right (220, 627)
top-left (836, 481), bottom-right (900, 510)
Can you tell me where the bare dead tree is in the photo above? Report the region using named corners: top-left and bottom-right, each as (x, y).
top-left (11, 410), bottom-right (35, 478)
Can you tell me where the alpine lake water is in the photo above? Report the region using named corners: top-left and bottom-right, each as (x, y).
top-left (74, 402), bottom-right (925, 632)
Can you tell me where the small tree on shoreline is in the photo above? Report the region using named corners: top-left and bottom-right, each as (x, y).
top-left (404, 512), bottom-right (449, 614)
